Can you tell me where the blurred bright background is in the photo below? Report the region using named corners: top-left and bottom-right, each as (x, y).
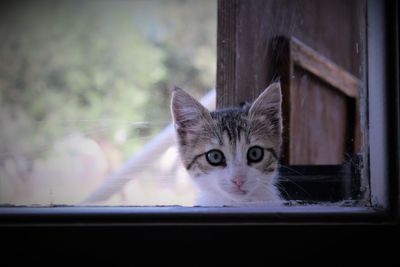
top-left (0, 0), bottom-right (216, 206)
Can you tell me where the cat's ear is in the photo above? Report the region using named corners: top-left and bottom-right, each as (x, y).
top-left (171, 86), bottom-right (212, 133)
top-left (249, 82), bottom-right (283, 136)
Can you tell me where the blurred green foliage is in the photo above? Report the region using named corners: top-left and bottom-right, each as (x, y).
top-left (0, 0), bottom-right (216, 162)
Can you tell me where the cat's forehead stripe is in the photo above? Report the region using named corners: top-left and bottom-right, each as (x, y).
top-left (211, 108), bottom-right (250, 145)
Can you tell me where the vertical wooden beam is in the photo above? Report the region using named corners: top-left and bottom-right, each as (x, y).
top-left (270, 36), bottom-right (292, 164)
top-left (216, 0), bottom-right (238, 108)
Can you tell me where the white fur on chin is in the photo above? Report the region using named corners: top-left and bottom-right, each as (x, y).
top-left (194, 184), bottom-right (283, 207)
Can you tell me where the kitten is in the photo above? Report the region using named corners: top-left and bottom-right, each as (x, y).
top-left (171, 82), bottom-right (283, 207)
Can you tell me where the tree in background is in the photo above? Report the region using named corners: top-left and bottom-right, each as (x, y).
top-left (0, 0), bottom-right (216, 204)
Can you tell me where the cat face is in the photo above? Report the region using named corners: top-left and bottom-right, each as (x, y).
top-left (171, 82), bottom-right (282, 205)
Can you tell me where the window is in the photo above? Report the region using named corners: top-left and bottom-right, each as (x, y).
top-left (0, 0), bottom-right (216, 206)
top-left (0, 0), bottom-right (373, 207)
top-left (0, 0), bottom-right (398, 218)
top-left (0, 0), bottom-right (398, 265)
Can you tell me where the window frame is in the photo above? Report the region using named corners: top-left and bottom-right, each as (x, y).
top-left (0, 0), bottom-right (398, 227)
top-left (0, 2), bottom-right (398, 265)
top-left (367, 0), bottom-right (399, 216)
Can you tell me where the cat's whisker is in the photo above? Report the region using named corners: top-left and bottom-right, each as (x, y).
top-left (275, 183), bottom-right (293, 200)
top-left (277, 175), bottom-right (311, 199)
top-left (278, 164), bottom-right (305, 176)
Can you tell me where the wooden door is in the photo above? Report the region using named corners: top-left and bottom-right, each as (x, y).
top-left (217, 0), bottom-right (365, 165)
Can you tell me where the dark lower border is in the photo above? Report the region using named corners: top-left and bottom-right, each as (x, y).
top-left (0, 205), bottom-right (393, 226)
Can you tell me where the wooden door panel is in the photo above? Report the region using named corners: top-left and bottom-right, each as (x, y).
top-left (290, 67), bottom-right (349, 164)
top-left (217, 0), bottom-right (365, 165)
top-left (275, 37), bottom-right (361, 164)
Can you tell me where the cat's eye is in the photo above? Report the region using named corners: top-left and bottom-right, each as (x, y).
top-left (205, 149), bottom-right (226, 166)
top-left (247, 146), bottom-right (264, 163)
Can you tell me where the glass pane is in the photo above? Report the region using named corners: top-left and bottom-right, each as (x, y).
top-left (0, 0), bottom-right (368, 208)
top-left (0, 0), bottom-right (216, 206)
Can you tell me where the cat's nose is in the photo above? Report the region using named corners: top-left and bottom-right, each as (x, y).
top-left (232, 177), bottom-right (245, 188)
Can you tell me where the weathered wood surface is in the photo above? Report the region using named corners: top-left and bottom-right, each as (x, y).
top-left (276, 37), bottom-right (361, 164)
top-left (217, 0), bottom-right (365, 164)
top-left (290, 37), bottom-right (361, 99)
